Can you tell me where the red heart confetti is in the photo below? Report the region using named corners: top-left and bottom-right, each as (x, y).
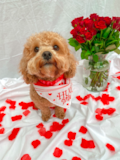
top-left (76, 96), bottom-right (83, 101)
top-left (116, 86), bottom-right (120, 90)
top-left (72, 157), bottom-right (81, 160)
top-left (50, 122), bottom-right (64, 132)
top-left (21, 154), bottom-right (31, 160)
top-left (11, 115), bottom-right (22, 121)
top-left (53, 99), bottom-right (55, 101)
top-left (67, 131), bottom-right (76, 140)
top-left (0, 106), bottom-right (6, 112)
top-left (95, 108), bottom-right (102, 115)
top-left (79, 126), bottom-right (87, 134)
top-left (95, 114), bottom-right (103, 121)
top-left (19, 101), bottom-right (37, 110)
top-left (81, 138), bottom-right (95, 149)
top-left (103, 83), bottom-right (110, 92)
top-left (107, 108), bottom-right (116, 115)
top-left (76, 94), bottom-right (115, 105)
top-left (83, 94), bottom-right (91, 101)
top-left (62, 119), bottom-right (69, 125)
top-left (36, 123), bottom-right (44, 128)
top-left (53, 147), bottom-right (63, 158)
top-left (0, 128), bottom-right (5, 134)
top-left (89, 140), bottom-right (95, 148)
top-left (0, 113), bottom-right (6, 122)
top-left (44, 131), bottom-right (53, 139)
top-left (96, 108), bottom-right (116, 116)
top-left (23, 110), bottom-right (30, 116)
top-left (31, 139), bottom-right (41, 149)
top-left (8, 128), bottom-right (20, 141)
top-left (6, 99), bottom-right (16, 106)
top-left (101, 108), bottom-right (107, 114)
top-left (38, 127), bottom-right (46, 136)
top-left (64, 139), bottom-right (73, 146)
top-left (106, 143), bottom-right (115, 151)
top-left (9, 105), bottom-right (16, 110)
top-left (0, 124), bottom-right (2, 127)
top-left (116, 71), bottom-right (120, 74)
top-left (101, 94), bottom-right (115, 105)
top-left (80, 138), bottom-right (88, 148)
top-left (48, 93), bottom-right (52, 96)
top-left (81, 102), bottom-right (88, 105)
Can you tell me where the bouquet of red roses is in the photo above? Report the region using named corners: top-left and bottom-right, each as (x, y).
top-left (69, 13), bottom-right (120, 62)
top-left (69, 13), bottom-right (120, 91)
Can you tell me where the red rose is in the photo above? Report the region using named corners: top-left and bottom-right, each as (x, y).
top-left (70, 28), bottom-right (78, 38)
top-left (99, 17), bottom-right (104, 21)
top-left (76, 35), bottom-right (85, 43)
top-left (90, 13), bottom-right (99, 21)
top-left (85, 32), bottom-right (93, 40)
top-left (79, 27), bottom-right (87, 35)
top-left (94, 21), bottom-right (107, 29)
top-left (104, 17), bottom-right (111, 26)
top-left (112, 17), bottom-right (120, 23)
top-left (71, 17), bottom-right (83, 27)
top-left (88, 28), bottom-right (97, 36)
top-left (84, 18), bottom-right (94, 28)
top-left (79, 20), bottom-right (84, 27)
top-left (75, 26), bottom-right (81, 32)
top-left (113, 23), bottom-right (120, 30)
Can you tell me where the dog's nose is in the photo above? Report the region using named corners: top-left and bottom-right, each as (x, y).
top-left (42, 51), bottom-right (52, 60)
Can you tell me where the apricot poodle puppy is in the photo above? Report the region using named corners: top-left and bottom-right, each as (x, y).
top-left (19, 31), bottom-right (77, 121)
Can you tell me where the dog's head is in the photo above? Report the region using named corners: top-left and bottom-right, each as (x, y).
top-left (19, 31), bottom-right (77, 84)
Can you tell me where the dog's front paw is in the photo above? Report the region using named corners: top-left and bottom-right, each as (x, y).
top-left (42, 114), bottom-right (51, 122)
top-left (55, 107), bottom-right (65, 119)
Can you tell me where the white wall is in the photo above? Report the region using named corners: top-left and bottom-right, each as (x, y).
top-left (0, 0), bottom-right (120, 78)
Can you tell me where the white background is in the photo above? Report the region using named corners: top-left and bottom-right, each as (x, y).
top-left (0, 0), bottom-right (120, 78)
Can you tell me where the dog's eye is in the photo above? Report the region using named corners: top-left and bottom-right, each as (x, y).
top-left (53, 45), bottom-right (59, 51)
top-left (34, 47), bottom-right (39, 53)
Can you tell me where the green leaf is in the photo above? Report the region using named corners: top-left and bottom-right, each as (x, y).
top-left (68, 38), bottom-right (79, 47)
top-left (91, 46), bottom-right (95, 52)
top-left (103, 27), bottom-right (111, 38)
top-left (106, 40), bottom-right (118, 46)
top-left (94, 46), bottom-right (99, 52)
top-left (75, 44), bottom-right (81, 51)
top-left (81, 50), bottom-right (86, 59)
top-left (97, 33), bottom-right (100, 38)
top-left (85, 50), bottom-right (91, 56)
top-left (93, 54), bottom-right (99, 62)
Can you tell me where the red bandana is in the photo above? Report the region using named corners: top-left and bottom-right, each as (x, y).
top-left (34, 74), bottom-right (66, 86)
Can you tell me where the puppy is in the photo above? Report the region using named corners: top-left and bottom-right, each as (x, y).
top-left (19, 31), bottom-right (77, 121)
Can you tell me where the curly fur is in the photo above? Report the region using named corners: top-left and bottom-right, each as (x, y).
top-left (19, 31), bottom-right (77, 121)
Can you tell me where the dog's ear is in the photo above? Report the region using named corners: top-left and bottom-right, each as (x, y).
top-left (19, 46), bottom-right (38, 84)
top-left (64, 51), bottom-right (78, 78)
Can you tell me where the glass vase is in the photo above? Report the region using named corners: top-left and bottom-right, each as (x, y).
top-left (82, 54), bottom-right (110, 92)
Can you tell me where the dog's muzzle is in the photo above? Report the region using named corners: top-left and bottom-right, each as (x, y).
top-left (42, 51), bottom-right (52, 60)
